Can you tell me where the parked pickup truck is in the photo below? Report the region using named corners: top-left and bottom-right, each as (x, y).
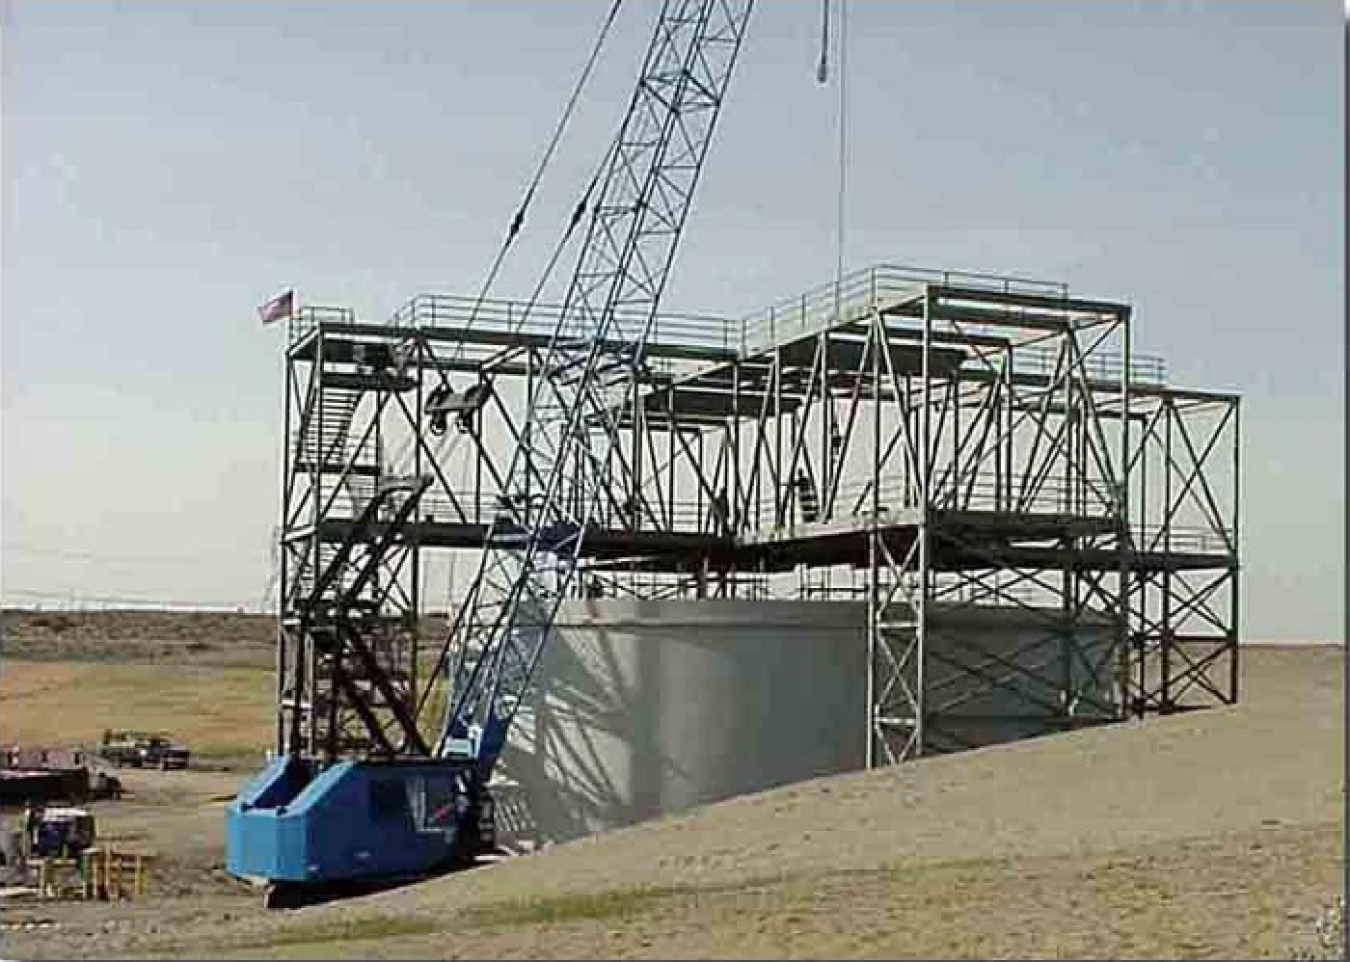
top-left (98, 730), bottom-right (190, 770)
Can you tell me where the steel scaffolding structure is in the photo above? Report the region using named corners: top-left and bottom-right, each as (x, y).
top-left (274, 263), bottom-right (1240, 767)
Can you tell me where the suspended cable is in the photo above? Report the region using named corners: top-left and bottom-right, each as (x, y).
top-left (4, 542), bottom-right (219, 565)
top-left (395, 0), bottom-right (626, 473)
top-left (465, 0), bottom-right (626, 327)
top-left (817, 0), bottom-right (830, 85)
top-left (832, 0), bottom-right (849, 325)
top-left (412, 140), bottom-right (617, 715)
top-left (388, 139), bottom-right (614, 474)
top-left (514, 144), bottom-right (614, 342)
top-left (2, 586), bottom-right (263, 612)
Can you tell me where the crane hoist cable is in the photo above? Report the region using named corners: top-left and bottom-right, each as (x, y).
top-left (816, 0), bottom-right (830, 84)
top-left (393, 139), bottom-right (615, 526)
top-left (464, 0), bottom-right (626, 332)
top-left (409, 150), bottom-right (615, 727)
top-left (820, 0), bottom-right (849, 328)
top-left (402, 0), bottom-right (625, 472)
top-left (834, 0), bottom-right (848, 323)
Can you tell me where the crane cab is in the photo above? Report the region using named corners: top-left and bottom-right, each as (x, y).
top-left (226, 755), bottom-right (493, 890)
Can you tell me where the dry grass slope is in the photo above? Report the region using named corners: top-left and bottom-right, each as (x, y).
top-left (2, 609), bottom-right (275, 667)
top-left (2, 661), bottom-right (273, 761)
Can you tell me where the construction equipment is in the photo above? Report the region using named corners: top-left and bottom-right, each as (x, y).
top-left (25, 805), bottom-right (96, 860)
top-left (227, 0), bottom-right (755, 905)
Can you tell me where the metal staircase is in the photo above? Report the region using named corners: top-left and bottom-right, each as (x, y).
top-left (301, 476), bottom-right (431, 757)
top-left (278, 333), bottom-right (425, 760)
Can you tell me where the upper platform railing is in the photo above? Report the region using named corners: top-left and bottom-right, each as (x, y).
top-left (407, 485), bottom-right (1234, 557)
top-left (289, 305), bottom-right (355, 343)
top-left (737, 263), bottom-right (1067, 357)
top-left (736, 264), bottom-right (1165, 386)
top-left (388, 293), bottom-right (737, 355)
top-left (290, 264), bottom-right (1164, 385)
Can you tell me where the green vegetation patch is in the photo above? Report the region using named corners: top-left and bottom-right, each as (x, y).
top-left (460, 877), bottom-right (764, 929)
top-left (231, 913), bottom-right (441, 949)
top-left (461, 885), bottom-right (679, 928)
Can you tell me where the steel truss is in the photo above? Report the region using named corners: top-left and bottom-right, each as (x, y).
top-left (1121, 390), bottom-right (1240, 714)
top-left (275, 259), bottom-right (1239, 769)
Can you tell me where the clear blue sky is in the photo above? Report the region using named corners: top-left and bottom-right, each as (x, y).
top-left (2, 1), bottom-right (1343, 640)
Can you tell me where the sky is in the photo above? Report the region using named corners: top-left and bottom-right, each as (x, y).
top-left (1, 0), bottom-right (1343, 641)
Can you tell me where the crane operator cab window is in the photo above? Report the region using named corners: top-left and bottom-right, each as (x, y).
top-left (409, 772), bottom-right (466, 840)
top-left (368, 778), bottom-right (408, 825)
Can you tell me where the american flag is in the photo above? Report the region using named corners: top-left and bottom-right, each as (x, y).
top-left (257, 289), bottom-right (295, 325)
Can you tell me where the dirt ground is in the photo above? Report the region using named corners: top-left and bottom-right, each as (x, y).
top-left (0, 630), bottom-right (1342, 960)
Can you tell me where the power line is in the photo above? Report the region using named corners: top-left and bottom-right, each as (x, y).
top-left (2, 587), bottom-right (264, 612)
top-left (2, 542), bottom-right (229, 566)
top-left (817, 0), bottom-right (849, 325)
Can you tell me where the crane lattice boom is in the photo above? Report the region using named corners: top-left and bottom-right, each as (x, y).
top-left (439, 0), bottom-right (754, 771)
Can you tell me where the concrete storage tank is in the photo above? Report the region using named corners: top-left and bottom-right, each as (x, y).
top-left (494, 598), bottom-right (1121, 846)
top-left (496, 598), bottom-right (868, 846)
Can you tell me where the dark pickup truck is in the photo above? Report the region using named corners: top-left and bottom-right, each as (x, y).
top-left (99, 731), bottom-right (190, 770)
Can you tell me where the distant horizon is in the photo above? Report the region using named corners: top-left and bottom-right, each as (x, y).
top-left (1, 604), bottom-right (1343, 649)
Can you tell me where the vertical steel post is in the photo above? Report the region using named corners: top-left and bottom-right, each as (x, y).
top-left (304, 329), bottom-right (324, 758)
top-left (1117, 309), bottom-right (1133, 720)
top-left (866, 310), bottom-right (883, 766)
top-left (522, 348), bottom-right (532, 530)
top-left (731, 358), bottom-right (741, 540)
top-left (410, 339), bottom-right (425, 737)
top-left (774, 347), bottom-right (783, 527)
top-left (633, 375), bottom-right (643, 532)
top-left (822, 331), bottom-right (832, 506)
top-left (1005, 344), bottom-right (1015, 512)
top-left (915, 287), bottom-right (935, 757)
top-left (276, 350), bottom-right (294, 755)
top-left (667, 395), bottom-right (676, 530)
top-left (1162, 396), bottom-right (1173, 710)
top-left (1230, 397), bottom-right (1242, 703)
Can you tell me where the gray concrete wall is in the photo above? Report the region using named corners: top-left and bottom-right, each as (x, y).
top-left (497, 598), bottom-right (867, 846)
top-left (495, 598), bottom-right (1121, 846)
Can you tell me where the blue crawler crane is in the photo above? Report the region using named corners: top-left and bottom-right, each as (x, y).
top-left (226, 0), bottom-right (755, 908)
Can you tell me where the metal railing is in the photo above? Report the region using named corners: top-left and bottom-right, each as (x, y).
top-left (292, 264), bottom-right (1166, 385)
top-left (1133, 524), bottom-right (1235, 556)
top-left (832, 470), bottom-right (1120, 520)
top-left (405, 488), bottom-right (718, 533)
top-left (736, 264), bottom-right (1165, 386)
top-left (1006, 344), bottom-right (1165, 386)
top-left (388, 293), bottom-right (737, 354)
top-left (288, 305), bottom-right (356, 344)
top-left (738, 267), bottom-right (925, 357)
top-left (360, 479), bottom-right (1234, 559)
top-left (737, 263), bottom-right (1067, 355)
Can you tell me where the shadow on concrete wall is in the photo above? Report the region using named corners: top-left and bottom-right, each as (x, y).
top-left (496, 599), bottom-right (868, 847)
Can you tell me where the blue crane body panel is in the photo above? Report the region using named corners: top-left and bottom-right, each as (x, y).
top-left (226, 755), bottom-right (473, 883)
